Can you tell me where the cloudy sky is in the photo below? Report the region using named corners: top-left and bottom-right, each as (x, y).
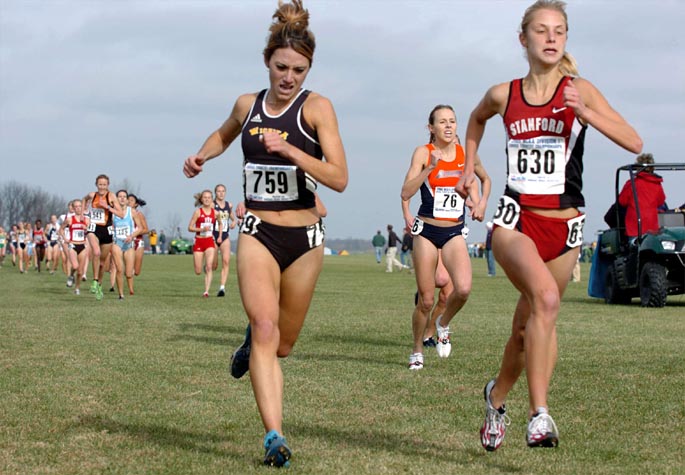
top-left (1, 0), bottom-right (683, 243)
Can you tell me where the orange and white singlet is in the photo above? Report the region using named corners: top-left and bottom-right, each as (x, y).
top-left (417, 143), bottom-right (466, 222)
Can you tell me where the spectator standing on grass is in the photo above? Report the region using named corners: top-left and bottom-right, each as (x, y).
top-left (458, 0), bottom-right (642, 451)
top-left (159, 230), bottom-right (166, 254)
top-left (149, 229), bottom-right (158, 254)
top-left (385, 224), bottom-right (407, 273)
top-left (372, 230), bottom-right (385, 264)
top-left (400, 226), bottom-right (413, 269)
top-left (182, 0), bottom-right (348, 467)
top-left (485, 221), bottom-right (496, 277)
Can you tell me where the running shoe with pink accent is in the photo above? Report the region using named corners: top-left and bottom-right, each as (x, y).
top-left (480, 378), bottom-right (510, 451)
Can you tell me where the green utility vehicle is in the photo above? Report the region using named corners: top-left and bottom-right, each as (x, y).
top-left (590, 163), bottom-right (685, 307)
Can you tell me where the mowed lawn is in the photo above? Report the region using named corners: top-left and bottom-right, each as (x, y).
top-left (1, 254), bottom-right (683, 474)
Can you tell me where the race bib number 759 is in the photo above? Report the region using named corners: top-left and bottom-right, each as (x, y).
top-left (244, 163), bottom-right (298, 202)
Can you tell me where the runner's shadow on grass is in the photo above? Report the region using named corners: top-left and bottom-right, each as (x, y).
top-left (292, 350), bottom-right (400, 368)
top-left (167, 323), bottom-right (247, 346)
top-left (288, 422), bottom-right (523, 471)
top-left (307, 332), bottom-right (406, 349)
top-left (72, 414), bottom-right (248, 461)
top-left (178, 323), bottom-right (237, 333)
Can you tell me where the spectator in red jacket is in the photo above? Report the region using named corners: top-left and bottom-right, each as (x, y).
top-left (618, 153), bottom-right (666, 238)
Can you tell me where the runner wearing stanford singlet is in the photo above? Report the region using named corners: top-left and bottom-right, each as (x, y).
top-left (459, 0), bottom-right (643, 451)
top-left (83, 174), bottom-right (124, 300)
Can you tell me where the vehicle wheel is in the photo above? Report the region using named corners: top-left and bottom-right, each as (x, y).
top-left (604, 265), bottom-right (631, 305)
top-left (639, 262), bottom-right (667, 307)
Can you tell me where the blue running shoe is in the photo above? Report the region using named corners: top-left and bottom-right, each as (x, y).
top-left (230, 324), bottom-right (251, 379)
top-left (263, 430), bottom-right (291, 468)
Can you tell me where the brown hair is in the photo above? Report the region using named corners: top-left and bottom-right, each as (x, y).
top-left (636, 153), bottom-right (655, 173)
top-left (95, 174), bottom-right (110, 185)
top-left (428, 105), bottom-right (455, 143)
top-left (520, 0), bottom-right (578, 77)
top-left (263, 0), bottom-right (316, 66)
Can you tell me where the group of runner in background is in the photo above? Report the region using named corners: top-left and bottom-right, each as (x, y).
top-left (187, 184), bottom-right (237, 298)
top-left (1, 176), bottom-right (242, 300)
top-left (0, 174), bottom-right (151, 301)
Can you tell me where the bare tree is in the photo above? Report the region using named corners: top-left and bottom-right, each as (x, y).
top-left (109, 178), bottom-right (155, 229)
top-left (0, 181), bottom-right (66, 227)
top-left (166, 211), bottom-right (185, 239)
top-left (112, 178), bottom-right (141, 198)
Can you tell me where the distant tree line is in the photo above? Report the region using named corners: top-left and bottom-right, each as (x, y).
top-left (0, 181), bottom-right (66, 228)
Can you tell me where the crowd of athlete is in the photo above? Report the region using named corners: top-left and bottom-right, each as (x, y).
top-left (2, 0), bottom-right (648, 467)
top-left (177, 0), bottom-right (646, 466)
top-left (1, 174), bottom-right (153, 301)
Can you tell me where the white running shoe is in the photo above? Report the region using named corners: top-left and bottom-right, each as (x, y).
top-left (435, 315), bottom-right (451, 358)
top-left (526, 407), bottom-right (559, 448)
top-left (74, 289), bottom-right (80, 295)
top-left (408, 353), bottom-right (424, 370)
top-left (480, 378), bottom-right (510, 451)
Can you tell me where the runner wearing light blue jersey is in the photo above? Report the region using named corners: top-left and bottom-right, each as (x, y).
top-left (111, 190), bottom-right (145, 299)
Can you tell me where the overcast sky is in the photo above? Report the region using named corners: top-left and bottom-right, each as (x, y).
top-left (1, 0), bottom-right (683, 243)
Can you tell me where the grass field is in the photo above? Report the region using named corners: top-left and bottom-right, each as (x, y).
top-left (1, 254), bottom-right (684, 474)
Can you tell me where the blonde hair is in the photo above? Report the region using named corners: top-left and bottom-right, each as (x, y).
top-left (520, 0), bottom-right (579, 77)
top-left (194, 190), bottom-right (212, 207)
top-left (263, 0), bottom-right (316, 66)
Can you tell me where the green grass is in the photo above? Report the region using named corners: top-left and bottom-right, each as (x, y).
top-left (1, 255), bottom-right (684, 474)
